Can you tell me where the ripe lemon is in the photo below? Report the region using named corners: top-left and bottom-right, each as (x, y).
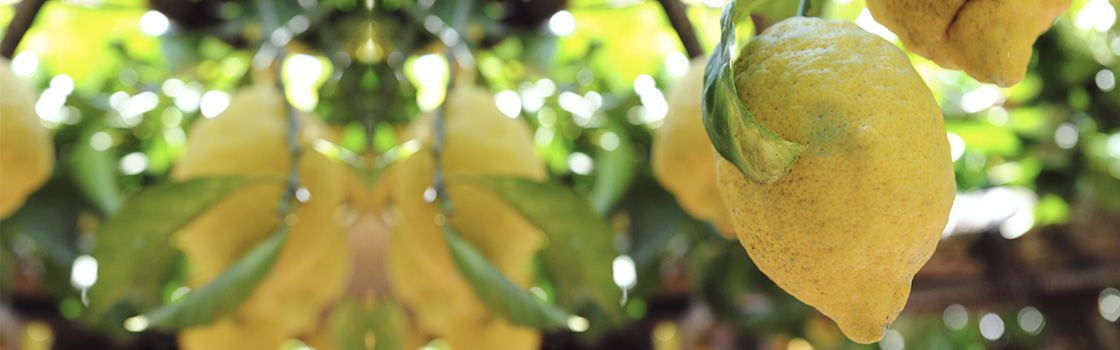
top-left (717, 17), bottom-right (956, 343)
top-left (178, 314), bottom-right (287, 350)
top-left (865, 0), bottom-right (1071, 87)
top-left (0, 59), bottom-right (53, 219)
top-left (651, 57), bottom-right (735, 238)
top-left (442, 307), bottom-right (541, 350)
top-left (388, 84), bottom-right (544, 346)
top-left (172, 85), bottom-right (349, 339)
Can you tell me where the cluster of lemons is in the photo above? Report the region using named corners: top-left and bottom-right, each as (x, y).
top-left (651, 4), bottom-right (1067, 344)
top-left (170, 81), bottom-right (542, 349)
top-left (171, 86), bottom-right (352, 349)
top-left (2, 1), bottom-right (1072, 347)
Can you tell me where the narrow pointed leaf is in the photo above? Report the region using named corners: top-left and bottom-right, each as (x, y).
top-left (143, 224), bottom-right (289, 329)
top-left (87, 176), bottom-right (273, 319)
top-left (454, 176), bottom-right (624, 322)
top-left (442, 227), bottom-right (571, 330)
top-left (326, 297), bottom-right (407, 350)
top-left (590, 122), bottom-right (637, 216)
top-left (71, 128), bottom-right (123, 214)
top-left (702, 0), bottom-right (806, 184)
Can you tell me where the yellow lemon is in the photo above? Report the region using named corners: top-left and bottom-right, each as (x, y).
top-left (172, 85), bottom-right (348, 338)
top-left (0, 59), bottom-right (53, 219)
top-left (718, 17), bottom-right (956, 343)
top-left (651, 57), bottom-right (735, 239)
top-left (442, 310), bottom-right (541, 350)
top-left (388, 85), bottom-right (544, 340)
top-left (866, 0), bottom-right (1071, 87)
top-left (178, 314), bottom-right (287, 350)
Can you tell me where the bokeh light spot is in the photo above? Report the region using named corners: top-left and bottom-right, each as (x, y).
top-left (979, 313), bottom-right (1005, 340)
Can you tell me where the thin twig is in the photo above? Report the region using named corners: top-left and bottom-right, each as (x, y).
top-left (1, 0), bottom-right (48, 59)
top-left (657, 0), bottom-right (703, 59)
top-left (430, 0), bottom-right (472, 215)
top-left (256, 0), bottom-right (302, 215)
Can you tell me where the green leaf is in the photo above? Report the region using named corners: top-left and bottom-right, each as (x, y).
top-left (702, 1), bottom-right (806, 185)
top-left (454, 176), bottom-right (624, 323)
top-left (70, 128), bottom-right (122, 214)
top-left (590, 123), bottom-right (637, 215)
top-left (326, 297), bottom-right (408, 350)
top-left (442, 226), bottom-right (571, 330)
top-left (86, 176), bottom-right (272, 320)
top-left (143, 224), bottom-right (290, 329)
top-left (945, 121), bottom-right (1022, 156)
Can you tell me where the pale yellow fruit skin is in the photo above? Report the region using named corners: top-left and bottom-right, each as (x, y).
top-left (172, 85), bottom-right (349, 342)
top-left (651, 57), bottom-right (735, 239)
top-left (866, 0), bottom-right (1071, 87)
top-left (178, 314), bottom-right (287, 350)
top-left (442, 302), bottom-right (541, 350)
top-left (388, 85), bottom-right (543, 349)
top-left (718, 17), bottom-right (956, 344)
top-left (0, 59), bottom-right (53, 219)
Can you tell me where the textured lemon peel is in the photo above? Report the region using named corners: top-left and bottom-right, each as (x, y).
top-left (718, 17), bottom-right (956, 344)
top-left (866, 0), bottom-right (1071, 87)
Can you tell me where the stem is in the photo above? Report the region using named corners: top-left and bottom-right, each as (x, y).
top-left (256, 0), bottom-right (302, 215)
top-left (430, 0), bottom-right (472, 215)
top-left (796, 0), bottom-right (811, 17)
top-left (1, 0), bottom-right (47, 59)
top-left (657, 0), bottom-right (703, 59)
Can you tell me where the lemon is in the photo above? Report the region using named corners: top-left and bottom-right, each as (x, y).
top-left (172, 85), bottom-right (349, 339)
top-left (388, 85), bottom-right (544, 345)
top-left (442, 308), bottom-right (541, 350)
top-left (651, 57), bottom-right (735, 239)
top-left (866, 0), bottom-right (1071, 87)
top-left (178, 314), bottom-right (287, 350)
top-left (0, 59), bottom-right (53, 219)
top-left (717, 17), bottom-right (956, 343)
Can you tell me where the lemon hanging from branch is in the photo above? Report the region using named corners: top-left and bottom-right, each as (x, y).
top-left (865, 0), bottom-right (1071, 87)
top-left (705, 2), bottom-right (956, 344)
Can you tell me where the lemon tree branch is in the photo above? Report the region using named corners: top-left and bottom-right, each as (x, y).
top-left (430, 0), bottom-right (472, 213)
top-left (657, 0), bottom-right (704, 59)
top-left (255, 0), bottom-right (302, 215)
top-left (1, 0), bottom-right (47, 59)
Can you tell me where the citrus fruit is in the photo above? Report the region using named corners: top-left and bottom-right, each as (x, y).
top-left (717, 17), bottom-right (956, 343)
top-left (865, 0), bottom-right (1071, 87)
top-left (388, 84), bottom-right (544, 345)
top-left (178, 313), bottom-right (287, 350)
top-left (0, 59), bottom-right (53, 219)
top-left (172, 85), bottom-right (349, 338)
top-left (651, 57), bottom-right (735, 239)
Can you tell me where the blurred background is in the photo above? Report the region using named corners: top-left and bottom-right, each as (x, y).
top-left (0, 0), bottom-right (1118, 349)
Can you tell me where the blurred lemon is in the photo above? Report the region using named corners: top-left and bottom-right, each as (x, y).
top-left (651, 57), bottom-right (735, 239)
top-left (0, 59), bottom-right (53, 219)
top-left (178, 314), bottom-right (287, 350)
top-left (866, 0), bottom-right (1071, 87)
top-left (442, 309), bottom-right (540, 350)
top-left (388, 84), bottom-right (543, 349)
top-left (718, 17), bottom-right (955, 343)
top-left (172, 85), bottom-right (349, 343)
